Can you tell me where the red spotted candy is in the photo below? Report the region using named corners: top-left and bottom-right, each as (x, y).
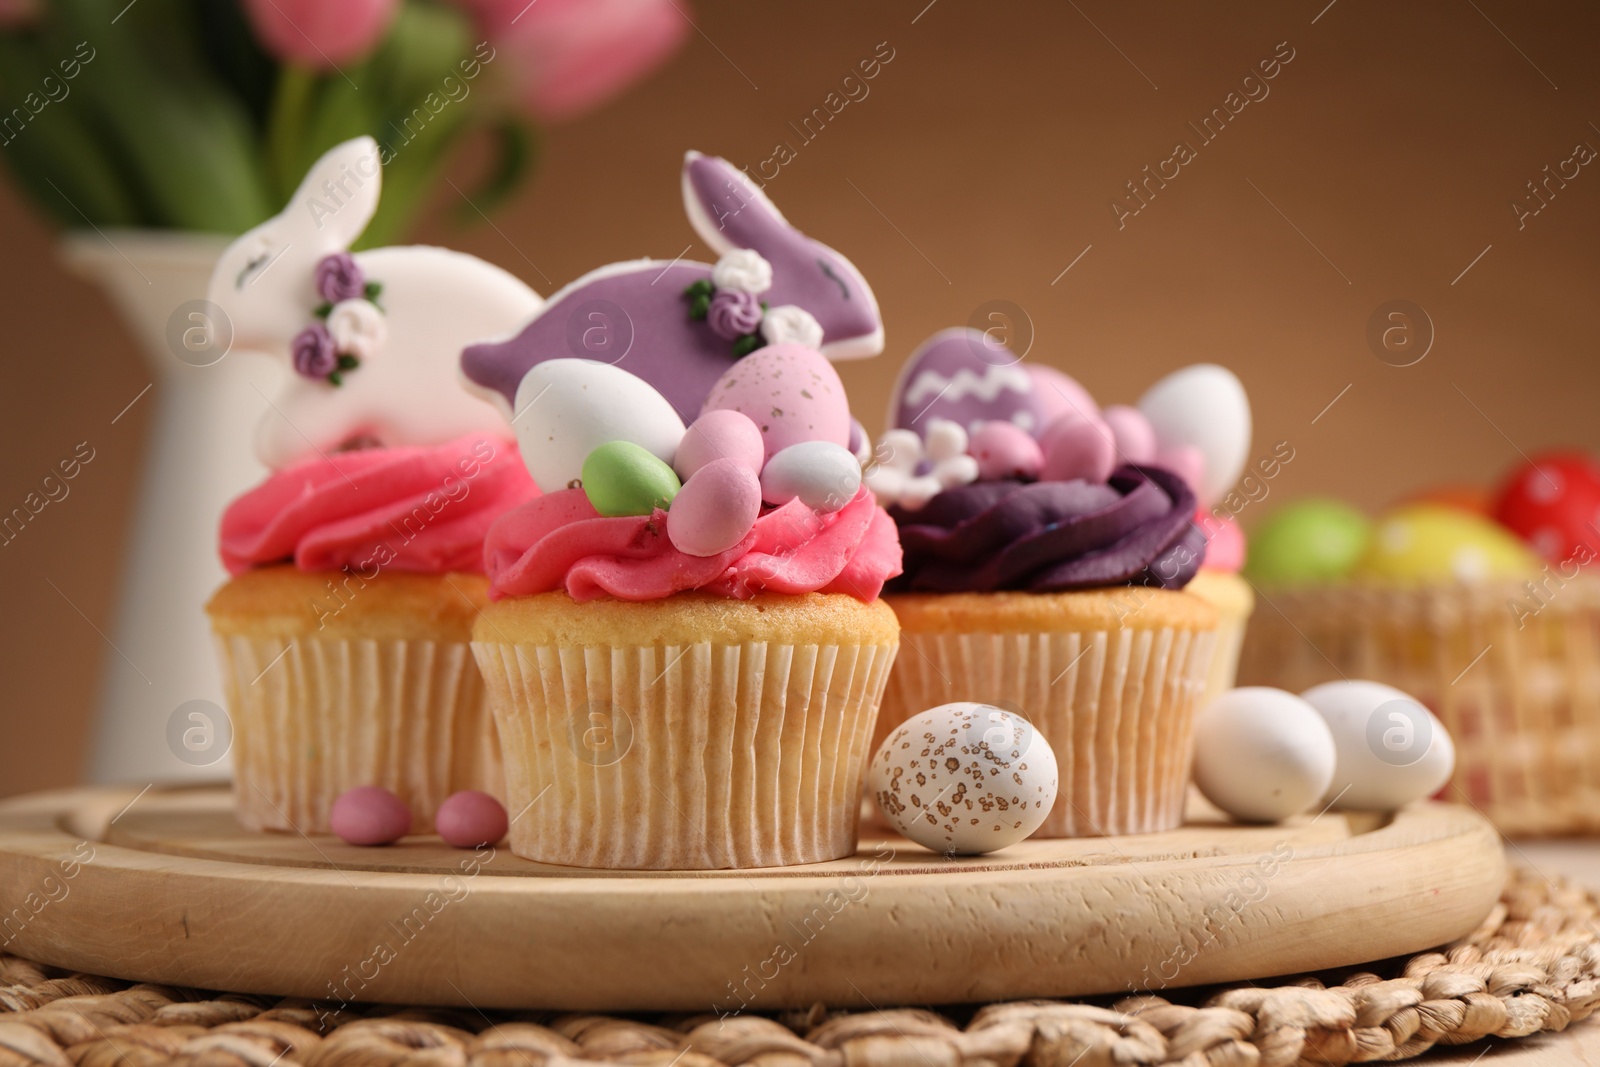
top-left (1492, 451), bottom-right (1600, 566)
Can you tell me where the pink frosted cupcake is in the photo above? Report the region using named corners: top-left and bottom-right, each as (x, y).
top-left (208, 436), bottom-right (539, 833)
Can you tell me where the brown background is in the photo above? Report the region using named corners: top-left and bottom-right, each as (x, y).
top-left (1, 0), bottom-right (1597, 795)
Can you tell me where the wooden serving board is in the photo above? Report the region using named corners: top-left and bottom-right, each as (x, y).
top-left (0, 785), bottom-right (1506, 1013)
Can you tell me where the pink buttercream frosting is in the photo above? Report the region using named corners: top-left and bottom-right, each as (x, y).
top-left (220, 436), bottom-right (539, 576)
top-left (485, 485), bottom-right (903, 602)
top-left (1195, 508), bottom-right (1246, 573)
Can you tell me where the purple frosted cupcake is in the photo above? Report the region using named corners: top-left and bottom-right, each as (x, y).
top-left (867, 331), bottom-right (1224, 838)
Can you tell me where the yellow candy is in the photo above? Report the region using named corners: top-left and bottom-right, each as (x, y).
top-left (1355, 504), bottom-right (1539, 584)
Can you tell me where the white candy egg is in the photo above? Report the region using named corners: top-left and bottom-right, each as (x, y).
top-left (759, 441), bottom-right (862, 511)
top-left (869, 703), bottom-right (1058, 855)
top-left (1137, 364), bottom-right (1251, 508)
top-left (1192, 687), bottom-right (1336, 823)
top-left (513, 359), bottom-right (686, 493)
top-left (1299, 680), bottom-right (1455, 812)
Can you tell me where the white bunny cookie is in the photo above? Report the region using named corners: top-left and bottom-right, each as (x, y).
top-left (207, 136), bottom-right (543, 470)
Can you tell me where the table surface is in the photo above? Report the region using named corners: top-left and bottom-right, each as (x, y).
top-left (1424, 840), bottom-right (1600, 1063)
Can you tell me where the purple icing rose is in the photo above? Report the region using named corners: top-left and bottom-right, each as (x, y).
top-left (315, 252), bottom-right (366, 304)
top-left (705, 288), bottom-right (764, 341)
top-left (292, 323), bottom-right (339, 379)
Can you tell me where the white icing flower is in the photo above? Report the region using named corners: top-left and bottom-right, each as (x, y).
top-left (326, 299), bottom-right (387, 361)
top-left (863, 418), bottom-right (979, 510)
top-left (761, 304), bottom-right (824, 349)
top-left (711, 248), bottom-right (773, 295)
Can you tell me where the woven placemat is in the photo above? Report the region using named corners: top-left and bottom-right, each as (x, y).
top-left (0, 866), bottom-right (1595, 1067)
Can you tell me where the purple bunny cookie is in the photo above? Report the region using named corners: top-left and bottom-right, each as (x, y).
top-left (461, 152), bottom-right (885, 423)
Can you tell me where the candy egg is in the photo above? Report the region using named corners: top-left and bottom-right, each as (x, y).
top-left (674, 409), bottom-right (765, 481)
top-left (581, 441), bottom-right (681, 516)
top-left (1154, 445), bottom-right (1205, 500)
top-left (1101, 404), bottom-right (1157, 465)
top-left (760, 440), bottom-right (862, 511)
top-left (1245, 498), bottom-right (1372, 585)
top-left (513, 359), bottom-right (686, 492)
top-left (869, 702), bottom-right (1058, 855)
top-left (668, 458), bottom-right (762, 557)
top-left (968, 421), bottom-right (1044, 481)
top-left (1192, 688), bottom-right (1336, 823)
top-left (1137, 364), bottom-right (1251, 508)
top-left (1405, 484), bottom-right (1493, 517)
top-left (435, 791), bottom-right (509, 849)
top-left (1038, 411), bottom-right (1115, 483)
top-left (701, 343), bottom-right (850, 464)
top-left (1355, 503), bottom-right (1539, 584)
top-left (330, 786), bottom-right (412, 846)
top-left (1028, 363), bottom-right (1100, 430)
top-left (887, 328), bottom-right (1052, 436)
top-left (1492, 450), bottom-right (1600, 566)
top-left (1300, 680), bottom-right (1455, 811)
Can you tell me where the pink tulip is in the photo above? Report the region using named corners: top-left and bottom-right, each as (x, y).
top-left (242, 0), bottom-right (399, 69)
top-left (463, 0), bottom-right (689, 121)
top-left (0, 0), bottom-right (39, 29)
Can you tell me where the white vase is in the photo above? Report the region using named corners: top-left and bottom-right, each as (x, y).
top-left (60, 230), bottom-right (281, 785)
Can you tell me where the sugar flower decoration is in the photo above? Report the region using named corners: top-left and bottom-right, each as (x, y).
top-left (326, 299), bottom-right (387, 362)
top-left (864, 418), bottom-right (979, 511)
top-left (761, 305), bottom-right (824, 350)
top-left (711, 248), bottom-right (773, 295)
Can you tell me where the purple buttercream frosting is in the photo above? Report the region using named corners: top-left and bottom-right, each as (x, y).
top-left (888, 465), bottom-right (1205, 593)
top-left (315, 253), bottom-right (365, 304)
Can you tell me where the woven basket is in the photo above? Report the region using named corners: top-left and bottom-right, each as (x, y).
top-left (1237, 577), bottom-right (1600, 835)
top-left (0, 866), bottom-right (1593, 1066)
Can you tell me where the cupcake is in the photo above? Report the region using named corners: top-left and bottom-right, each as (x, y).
top-left (867, 334), bottom-right (1263, 837)
top-left (210, 436), bottom-right (539, 833)
top-left (458, 152), bottom-right (900, 870)
top-left (1238, 452), bottom-right (1600, 835)
top-left (202, 136), bottom-right (545, 832)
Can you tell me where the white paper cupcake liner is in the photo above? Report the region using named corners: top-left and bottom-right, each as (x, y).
top-left (215, 635), bottom-right (504, 833)
top-left (473, 638), bottom-right (897, 870)
top-left (879, 626), bottom-right (1216, 837)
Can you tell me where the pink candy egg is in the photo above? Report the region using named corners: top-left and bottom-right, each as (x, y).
top-left (1102, 404), bottom-right (1157, 465)
top-left (969, 421), bottom-right (1044, 481)
top-left (674, 409), bottom-right (765, 481)
top-left (1155, 445), bottom-right (1206, 501)
top-left (700, 343), bottom-right (850, 464)
top-left (435, 791), bottom-right (509, 849)
top-left (668, 458), bottom-right (763, 557)
top-left (1039, 412), bottom-right (1116, 484)
top-left (330, 786), bottom-right (412, 846)
top-left (1027, 364), bottom-right (1100, 429)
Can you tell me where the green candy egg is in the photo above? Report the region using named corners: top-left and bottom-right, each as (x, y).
top-left (581, 441), bottom-right (681, 517)
top-left (1245, 498), bottom-right (1373, 586)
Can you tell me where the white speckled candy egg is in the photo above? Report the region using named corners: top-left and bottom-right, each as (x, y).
top-left (869, 703), bottom-right (1058, 855)
top-left (1192, 687), bottom-right (1336, 823)
top-left (1299, 680), bottom-right (1455, 812)
top-left (760, 441), bottom-right (861, 511)
top-left (513, 359), bottom-right (686, 492)
top-left (700, 343), bottom-right (850, 464)
top-left (1137, 364), bottom-right (1251, 508)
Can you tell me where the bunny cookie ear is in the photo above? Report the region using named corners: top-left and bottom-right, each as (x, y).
top-left (682, 151), bottom-right (884, 361)
top-left (283, 136), bottom-right (383, 251)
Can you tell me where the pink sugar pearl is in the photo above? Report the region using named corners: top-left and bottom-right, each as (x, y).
top-left (330, 786), bottom-right (412, 846)
top-left (435, 791), bottom-right (509, 849)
